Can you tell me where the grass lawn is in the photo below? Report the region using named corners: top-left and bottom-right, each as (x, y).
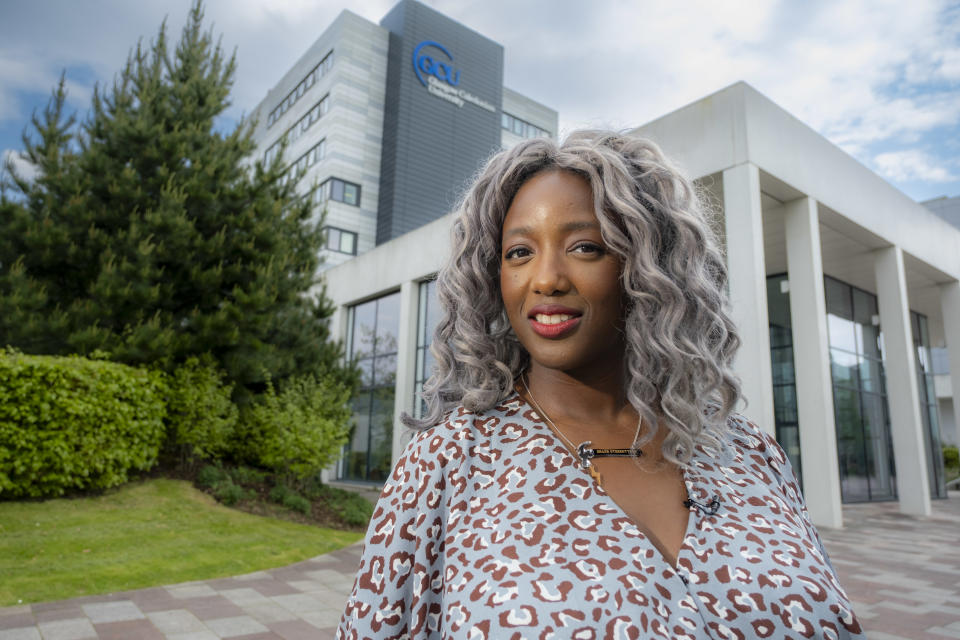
top-left (0, 478), bottom-right (363, 607)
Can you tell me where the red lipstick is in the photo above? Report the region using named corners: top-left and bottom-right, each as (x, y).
top-left (528, 305), bottom-right (582, 339)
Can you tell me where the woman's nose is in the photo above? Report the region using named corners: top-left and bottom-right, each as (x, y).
top-left (532, 251), bottom-right (571, 296)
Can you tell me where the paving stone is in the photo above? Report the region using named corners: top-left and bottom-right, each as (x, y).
top-left (267, 620), bottom-right (328, 640)
top-left (0, 617), bottom-right (34, 632)
top-left (203, 616), bottom-right (269, 637)
top-left (166, 585), bottom-right (218, 600)
top-left (165, 632), bottom-right (219, 640)
top-left (240, 603), bottom-right (298, 625)
top-left (92, 619), bottom-right (165, 640)
top-left (31, 608), bottom-right (83, 625)
top-left (238, 581), bottom-right (300, 597)
top-left (184, 596), bottom-right (245, 621)
top-left (80, 601), bottom-right (144, 624)
top-left (0, 628), bottom-right (41, 640)
top-left (219, 589), bottom-right (272, 607)
top-left (268, 594), bottom-right (325, 615)
top-left (0, 608), bottom-right (31, 618)
top-left (301, 608), bottom-right (342, 629)
top-left (146, 610), bottom-right (207, 635)
top-left (34, 618), bottom-right (96, 640)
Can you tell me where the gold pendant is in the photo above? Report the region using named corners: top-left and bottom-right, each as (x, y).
top-left (587, 464), bottom-right (603, 488)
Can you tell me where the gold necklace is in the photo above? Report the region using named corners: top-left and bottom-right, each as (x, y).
top-left (520, 373), bottom-right (642, 488)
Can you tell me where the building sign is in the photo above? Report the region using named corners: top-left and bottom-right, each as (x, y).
top-left (412, 40), bottom-right (495, 113)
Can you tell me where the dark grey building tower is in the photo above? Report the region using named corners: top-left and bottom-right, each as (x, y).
top-left (376, 0), bottom-right (505, 244)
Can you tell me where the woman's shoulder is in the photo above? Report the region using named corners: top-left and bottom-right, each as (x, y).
top-left (408, 393), bottom-right (533, 444)
top-left (722, 411), bottom-right (786, 460)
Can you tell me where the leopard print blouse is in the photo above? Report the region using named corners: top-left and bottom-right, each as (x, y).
top-left (337, 393), bottom-right (864, 639)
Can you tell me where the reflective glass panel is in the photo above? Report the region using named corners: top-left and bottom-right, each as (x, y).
top-left (375, 293), bottom-right (400, 356)
top-left (351, 299), bottom-right (376, 359)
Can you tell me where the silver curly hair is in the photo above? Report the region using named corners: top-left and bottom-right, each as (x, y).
top-left (404, 129), bottom-right (742, 465)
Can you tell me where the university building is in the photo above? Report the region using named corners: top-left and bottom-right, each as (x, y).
top-left (252, 1), bottom-right (958, 529)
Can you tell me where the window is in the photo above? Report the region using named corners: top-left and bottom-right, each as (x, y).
top-left (501, 112), bottom-right (551, 139)
top-left (912, 310), bottom-right (947, 498)
top-left (323, 226), bottom-right (357, 255)
top-left (341, 292), bottom-right (400, 483)
top-left (279, 140), bottom-right (325, 185)
top-left (825, 276), bottom-right (896, 503)
top-left (766, 274), bottom-right (802, 487)
top-left (414, 279), bottom-right (441, 418)
top-left (317, 177), bottom-right (361, 207)
top-left (266, 50), bottom-right (334, 128)
top-left (263, 96), bottom-right (328, 165)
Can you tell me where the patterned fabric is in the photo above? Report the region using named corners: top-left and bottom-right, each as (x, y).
top-left (337, 393), bottom-right (864, 639)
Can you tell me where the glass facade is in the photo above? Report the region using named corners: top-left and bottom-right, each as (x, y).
top-left (766, 275), bottom-right (802, 484)
top-left (341, 292), bottom-right (400, 483)
top-left (912, 311), bottom-right (947, 498)
top-left (414, 279), bottom-right (441, 418)
top-left (825, 276), bottom-right (897, 502)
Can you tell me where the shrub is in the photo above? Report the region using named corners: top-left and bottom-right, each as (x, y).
top-left (230, 466), bottom-right (267, 486)
top-left (309, 483), bottom-right (374, 527)
top-left (282, 493), bottom-right (311, 515)
top-left (267, 483), bottom-right (310, 514)
top-left (0, 350), bottom-right (166, 498)
top-left (197, 465), bottom-right (228, 489)
top-left (236, 374), bottom-right (352, 481)
top-left (268, 484), bottom-right (292, 504)
top-left (335, 494), bottom-right (374, 527)
top-left (944, 445), bottom-right (959, 469)
top-left (213, 480), bottom-right (245, 506)
top-left (164, 358), bottom-right (237, 464)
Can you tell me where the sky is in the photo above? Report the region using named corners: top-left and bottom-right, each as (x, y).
top-left (1, 0), bottom-right (958, 203)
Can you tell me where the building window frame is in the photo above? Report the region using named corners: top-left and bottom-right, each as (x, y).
top-left (264, 95), bottom-right (329, 166)
top-left (267, 50), bottom-right (333, 128)
top-left (323, 225), bottom-right (358, 255)
top-left (501, 112), bottom-right (551, 139)
top-left (316, 177), bottom-right (361, 207)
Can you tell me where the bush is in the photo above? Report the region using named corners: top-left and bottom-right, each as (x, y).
top-left (335, 494), bottom-right (374, 527)
top-left (944, 445), bottom-right (959, 469)
top-left (267, 483), bottom-right (310, 515)
top-left (0, 350), bottom-right (166, 498)
top-left (282, 493), bottom-right (311, 515)
top-left (236, 374), bottom-right (352, 481)
top-left (164, 358), bottom-right (237, 464)
top-left (268, 484), bottom-right (292, 504)
top-left (197, 465), bottom-right (229, 489)
top-left (230, 466), bottom-right (267, 486)
top-left (309, 483), bottom-right (374, 527)
top-left (212, 480), bottom-right (246, 506)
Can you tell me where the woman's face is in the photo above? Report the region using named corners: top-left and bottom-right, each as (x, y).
top-left (499, 169), bottom-right (625, 375)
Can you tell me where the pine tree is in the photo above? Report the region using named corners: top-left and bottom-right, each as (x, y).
top-left (0, 2), bottom-right (350, 396)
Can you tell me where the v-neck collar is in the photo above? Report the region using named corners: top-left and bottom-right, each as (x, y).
top-left (507, 390), bottom-right (705, 573)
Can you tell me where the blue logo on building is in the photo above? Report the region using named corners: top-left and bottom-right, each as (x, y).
top-left (412, 40), bottom-right (461, 87)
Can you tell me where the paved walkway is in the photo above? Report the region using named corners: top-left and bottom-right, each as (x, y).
top-left (1, 493), bottom-right (958, 640)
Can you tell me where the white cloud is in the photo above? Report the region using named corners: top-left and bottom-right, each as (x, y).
top-left (2, 148), bottom-right (38, 182)
top-left (1, 0), bottom-right (958, 198)
top-left (874, 150), bottom-right (955, 183)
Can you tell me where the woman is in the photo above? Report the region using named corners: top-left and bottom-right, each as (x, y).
top-left (337, 131), bottom-right (864, 639)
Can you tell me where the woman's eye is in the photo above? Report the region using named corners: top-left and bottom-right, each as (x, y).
top-left (572, 242), bottom-right (604, 255)
top-left (504, 247), bottom-right (531, 260)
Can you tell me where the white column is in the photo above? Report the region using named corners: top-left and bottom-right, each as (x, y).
top-left (324, 304), bottom-right (349, 484)
top-left (874, 246), bottom-right (931, 516)
top-left (392, 280), bottom-right (420, 467)
top-left (723, 162), bottom-right (775, 436)
top-left (783, 196), bottom-right (843, 528)
top-left (940, 281), bottom-right (960, 453)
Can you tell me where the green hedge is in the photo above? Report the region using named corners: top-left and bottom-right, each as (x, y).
top-left (0, 351), bottom-right (167, 498)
